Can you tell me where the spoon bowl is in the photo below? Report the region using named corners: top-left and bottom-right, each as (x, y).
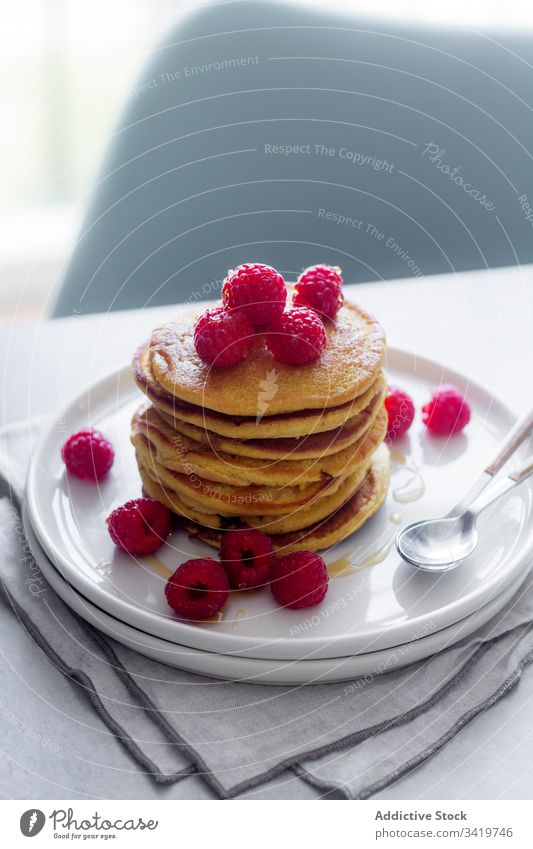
top-left (395, 456), bottom-right (533, 572)
top-left (394, 406), bottom-right (533, 573)
top-left (396, 514), bottom-right (479, 572)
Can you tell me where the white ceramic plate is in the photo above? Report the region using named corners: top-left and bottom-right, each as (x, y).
top-left (26, 346), bottom-right (533, 660)
top-left (23, 506), bottom-right (528, 685)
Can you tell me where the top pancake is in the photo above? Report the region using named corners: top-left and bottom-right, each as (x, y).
top-left (147, 298), bottom-right (385, 416)
top-left (133, 342), bottom-right (386, 440)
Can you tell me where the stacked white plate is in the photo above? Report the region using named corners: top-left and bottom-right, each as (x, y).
top-left (24, 348), bottom-right (533, 685)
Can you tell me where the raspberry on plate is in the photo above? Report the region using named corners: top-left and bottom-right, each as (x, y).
top-left (271, 551), bottom-right (328, 609)
top-left (385, 387), bottom-right (415, 440)
top-left (165, 558), bottom-right (229, 620)
top-left (294, 265), bottom-right (344, 320)
top-left (219, 528), bottom-right (275, 590)
top-left (422, 384), bottom-right (471, 435)
top-left (222, 262), bottom-right (287, 326)
top-left (61, 428), bottom-right (114, 481)
top-left (298, 264), bottom-right (343, 288)
top-left (265, 307), bottom-right (327, 366)
top-left (193, 306), bottom-right (253, 368)
top-left (106, 497), bottom-right (171, 555)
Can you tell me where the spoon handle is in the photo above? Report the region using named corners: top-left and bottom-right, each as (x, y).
top-left (469, 455), bottom-right (533, 516)
top-left (449, 407), bottom-right (533, 516)
top-left (485, 407), bottom-right (533, 475)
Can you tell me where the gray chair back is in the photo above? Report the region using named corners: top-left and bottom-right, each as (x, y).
top-left (52, 0), bottom-right (533, 316)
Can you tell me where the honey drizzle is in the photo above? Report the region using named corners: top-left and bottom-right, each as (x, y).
top-left (327, 557), bottom-right (359, 578)
top-left (95, 561), bottom-right (113, 575)
top-left (146, 518), bottom-right (404, 626)
top-left (231, 608), bottom-right (246, 629)
top-left (392, 452), bottom-right (425, 504)
top-left (327, 526), bottom-right (398, 577)
top-left (196, 591), bottom-right (245, 627)
top-left (145, 555), bottom-right (173, 579)
top-left (357, 537), bottom-right (395, 569)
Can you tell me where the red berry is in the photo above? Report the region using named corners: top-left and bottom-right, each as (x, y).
top-left (222, 263), bottom-right (287, 326)
top-left (293, 275), bottom-right (344, 320)
top-left (106, 497), bottom-right (171, 555)
top-left (165, 558), bottom-right (229, 620)
top-left (271, 551), bottom-right (328, 609)
top-left (294, 265), bottom-right (343, 320)
top-left (61, 428), bottom-right (114, 481)
top-left (298, 264), bottom-right (343, 289)
top-left (265, 307), bottom-right (327, 366)
top-left (422, 384), bottom-right (471, 435)
top-left (193, 306), bottom-right (253, 368)
top-left (385, 387), bottom-right (415, 440)
top-left (219, 528), bottom-right (275, 590)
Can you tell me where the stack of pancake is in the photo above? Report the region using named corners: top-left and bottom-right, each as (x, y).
top-left (131, 299), bottom-right (390, 553)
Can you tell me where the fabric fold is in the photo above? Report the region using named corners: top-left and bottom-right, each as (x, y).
top-left (1, 421), bottom-right (533, 797)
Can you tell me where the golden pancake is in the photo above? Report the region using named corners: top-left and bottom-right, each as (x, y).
top-left (147, 297), bottom-right (385, 417)
top-left (271, 444), bottom-right (390, 552)
top-left (184, 445), bottom-right (390, 554)
top-left (139, 462), bottom-right (225, 527)
top-left (137, 452), bottom-right (374, 534)
top-left (134, 431), bottom-right (360, 517)
top-left (157, 382), bottom-right (385, 458)
top-left (236, 457), bottom-right (374, 534)
top-left (134, 342), bottom-right (386, 440)
top-left (132, 403), bottom-right (387, 488)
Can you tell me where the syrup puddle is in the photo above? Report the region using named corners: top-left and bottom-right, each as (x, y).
top-left (328, 525), bottom-right (399, 577)
top-left (327, 541), bottom-right (393, 577)
top-left (392, 454), bottom-right (425, 504)
top-left (357, 537), bottom-right (395, 569)
top-left (95, 561), bottom-right (113, 576)
top-left (146, 510), bottom-right (402, 626)
top-left (201, 610), bottom-right (225, 626)
top-left (145, 555), bottom-right (172, 579)
top-left (389, 447), bottom-right (407, 465)
top-left (393, 475), bottom-right (425, 504)
top-left (231, 608), bottom-right (246, 630)
top-left (203, 592), bottom-right (246, 627)
top-left (327, 557), bottom-right (360, 578)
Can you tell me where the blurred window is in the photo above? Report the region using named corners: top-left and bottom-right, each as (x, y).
top-left (1, 0), bottom-right (532, 320)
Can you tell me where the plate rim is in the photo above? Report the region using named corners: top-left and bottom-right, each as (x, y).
top-left (23, 504), bottom-right (529, 686)
top-left (25, 346), bottom-right (533, 660)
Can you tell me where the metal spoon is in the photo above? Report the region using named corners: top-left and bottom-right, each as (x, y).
top-left (396, 406), bottom-right (533, 572)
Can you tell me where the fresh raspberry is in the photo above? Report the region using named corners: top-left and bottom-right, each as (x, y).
top-left (385, 387), bottom-right (415, 440)
top-left (271, 551), bottom-right (328, 609)
top-left (220, 528), bottom-right (275, 590)
top-left (422, 384), bottom-right (471, 435)
top-left (193, 306), bottom-right (253, 368)
top-left (106, 497), bottom-right (171, 555)
top-left (298, 264), bottom-right (343, 289)
top-left (165, 558), bottom-right (229, 620)
top-left (61, 428), bottom-right (114, 481)
top-left (222, 263), bottom-right (287, 326)
top-left (294, 265), bottom-right (344, 320)
top-left (265, 307), bottom-right (327, 366)
top-left (293, 275), bottom-right (344, 320)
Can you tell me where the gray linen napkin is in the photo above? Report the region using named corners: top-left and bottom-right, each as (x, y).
top-left (1, 421), bottom-right (533, 798)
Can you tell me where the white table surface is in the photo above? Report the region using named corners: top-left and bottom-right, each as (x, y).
top-left (2, 264), bottom-right (533, 800)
